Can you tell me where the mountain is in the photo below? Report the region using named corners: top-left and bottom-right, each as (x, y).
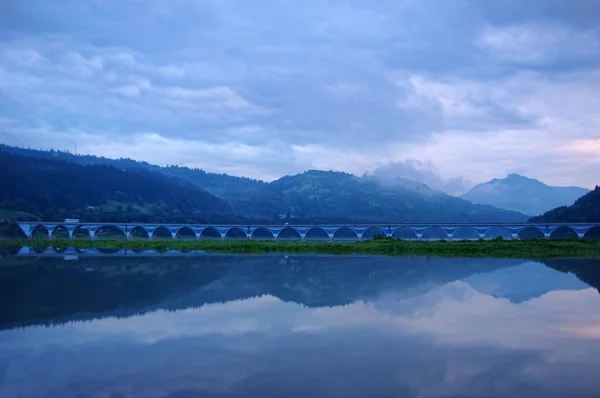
top-left (0, 151), bottom-right (232, 223)
top-left (0, 145), bottom-right (527, 224)
top-left (0, 144), bottom-right (266, 202)
top-left (235, 170), bottom-right (527, 223)
top-left (461, 173), bottom-right (590, 216)
top-left (530, 186), bottom-right (600, 223)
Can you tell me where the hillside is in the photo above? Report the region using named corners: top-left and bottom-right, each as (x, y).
top-left (0, 145), bottom-right (528, 224)
top-left (0, 152), bottom-right (232, 223)
top-left (530, 186), bottom-right (600, 223)
top-left (238, 170), bottom-right (528, 223)
top-left (461, 174), bottom-right (589, 215)
top-left (0, 144), bottom-right (266, 201)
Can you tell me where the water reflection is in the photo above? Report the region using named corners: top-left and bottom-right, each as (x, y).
top-left (1, 251), bottom-right (600, 397)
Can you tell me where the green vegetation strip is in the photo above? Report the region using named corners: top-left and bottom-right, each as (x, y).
top-left (2, 238), bottom-right (600, 258)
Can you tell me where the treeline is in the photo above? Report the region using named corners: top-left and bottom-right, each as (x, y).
top-left (0, 151), bottom-right (233, 223)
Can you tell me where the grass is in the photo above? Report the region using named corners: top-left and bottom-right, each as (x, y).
top-left (2, 237), bottom-right (600, 258)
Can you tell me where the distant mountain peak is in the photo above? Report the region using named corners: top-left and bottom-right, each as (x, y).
top-left (497, 173), bottom-right (539, 184)
top-left (505, 173), bottom-right (528, 180)
top-left (462, 174), bottom-right (590, 216)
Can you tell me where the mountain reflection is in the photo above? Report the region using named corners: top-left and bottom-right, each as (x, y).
top-left (0, 251), bottom-right (598, 330)
top-left (2, 252), bottom-right (600, 398)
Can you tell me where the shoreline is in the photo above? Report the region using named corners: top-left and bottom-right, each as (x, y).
top-left (2, 238), bottom-right (600, 258)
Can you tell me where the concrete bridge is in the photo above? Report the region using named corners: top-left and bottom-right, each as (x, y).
top-left (16, 222), bottom-right (600, 241)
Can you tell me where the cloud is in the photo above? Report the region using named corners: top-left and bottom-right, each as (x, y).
top-left (4, 48), bottom-right (45, 67)
top-left (158, 86), bottom-right (253, 110)
top-left (110, 84), bottom-right (145, 97)
top-left (0, 0), bottom-right (599, 187)
top-left (478, 23), bottom-right (600, 65)
top-left (370, 160), bottom-right (475, 195)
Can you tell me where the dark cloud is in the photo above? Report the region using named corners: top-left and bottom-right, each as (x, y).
top-left (0, 0), bottom-right (599, 185)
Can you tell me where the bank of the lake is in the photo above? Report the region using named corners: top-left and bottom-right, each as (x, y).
top-left (2, 238), bottom-right (600, 258)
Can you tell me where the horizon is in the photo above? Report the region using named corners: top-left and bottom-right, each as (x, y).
top-left (1, 1), bottom-right (599, 189)
top-left (4, 143), bottom-right (598, 191)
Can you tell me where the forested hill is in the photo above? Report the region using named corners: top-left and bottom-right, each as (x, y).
top-left (530, 186), bottom-right (600, 223)
top-left (0, 151), bottom-right (233, 223)
top-left (0, 144), bottom-right (266, 201)
top-left (230, 170), bottom-right (528, 223)
top-left (0, 145), bottom-right (528, 223)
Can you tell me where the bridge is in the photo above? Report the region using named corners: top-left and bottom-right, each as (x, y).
top-left (16, 222), bottom-right (600, 241)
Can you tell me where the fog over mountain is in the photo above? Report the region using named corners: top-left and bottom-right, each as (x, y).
top-left (370, 160), bottom-right (475, 196)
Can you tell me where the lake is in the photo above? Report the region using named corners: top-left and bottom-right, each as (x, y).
top-left (1, 250), bottom-right (600, 397)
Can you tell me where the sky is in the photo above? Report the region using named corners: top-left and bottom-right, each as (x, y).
top-left (1, 0), bottom-right (599, 188)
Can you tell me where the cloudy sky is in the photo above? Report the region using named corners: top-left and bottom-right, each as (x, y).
top-left (1, 0), bottom-right (599, 187)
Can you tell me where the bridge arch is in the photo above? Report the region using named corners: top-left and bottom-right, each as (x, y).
top-left (225, 227), bottom-right (248, 240)
top-left (31, 224), bottom-right (50, 239)
top-left (332, 227), bottom-right (359, 242)
top-left (278, 227), bottom-right (302, 241)
top-left (484, 227), bottom-right (512, 240)
top-left (549, 226), bottom-right (578, 240)
top-left (453, 226), bottom-right (479, 240)
top-left (129, 226), bottom-right (150, 240)
top-left (176, 227), bottom-right (196, 240)
top-left (392, 227), bottom-right (418, 240)
top-left (95, 225), bottom-right (127, 240)
top-left (73, 225), bottom-right (92, 239)
top-left (422, 227), bottom-right (449, 241)
top-left (152, 226), bottom-right (173, 240)
top-left (252, 227), bottom-right (275, 240)
top-left (51, 225), bottom-right (70, 239)
top-left (304, 227), bottom-right (329, 241)
top-left (200, 227), bottom-right (221, 240)
top-left (361, 226), bottom-right (387, 241)
top-left (584, 226), bottom-right (600, 240)
top-left (517, 226), bottom-right (545, 240)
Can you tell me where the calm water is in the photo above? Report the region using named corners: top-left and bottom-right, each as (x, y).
top-left (1, 250), bottom-right (600, 398)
